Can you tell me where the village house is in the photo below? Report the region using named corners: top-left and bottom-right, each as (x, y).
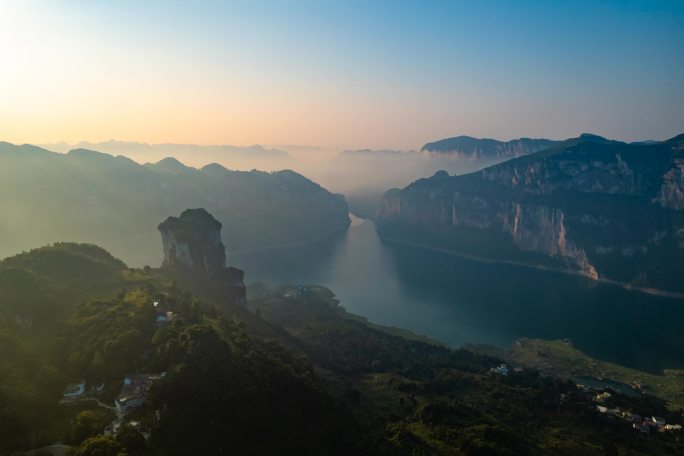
top-left (155, 310), bottom-right (175, 324)
top-left (593, 391), bottom-right (612, 403)
top-left (115, 373), bottom-right (166, 415)
top-left (592, 400), bottom-right (681, 435)
top-left (489, 363), bottom-right (509, 376)
top-left (633, 422), bottom-right (652, 434)
top-left (651, 416), bottom-right (666, 428)
top-left (62, 381), bottom-right (86, 399)
top-left (115, 393), bottom-right (146, 414)
top-left (663, 424), bottom-right (683, 432)
top-left (153, 299), bottom-right (177, 324)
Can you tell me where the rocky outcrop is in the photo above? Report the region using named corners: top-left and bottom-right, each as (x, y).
top-left (158, 209), bottom-right (246, 305)
top-left (158, 209), bottom-right (226, 276)
top-left (377, 134), bottom-right (684, 291)
top-left (655, 159), bottom-right (684, 210)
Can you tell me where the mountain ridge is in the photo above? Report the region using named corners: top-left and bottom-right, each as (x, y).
top-left (421, 135), bottom-right (559, 159)
top-left (377, 134), bottom-right (684, 292)
top-left (0, 142), bottom-right (350, 267)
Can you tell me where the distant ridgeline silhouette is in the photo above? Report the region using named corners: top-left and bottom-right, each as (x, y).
top-left (0, 141), bottom-right (351, 267)
top-left (158, 208), bottom-right (246, 305)
top-left (421, 135), bottom-right (558, 159)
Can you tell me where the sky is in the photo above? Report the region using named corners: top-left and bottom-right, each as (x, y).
top-left (0, 0), bottom-right (683, 150)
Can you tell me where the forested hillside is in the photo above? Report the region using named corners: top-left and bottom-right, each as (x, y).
top-left (1, 243), bottom-right (682, 455)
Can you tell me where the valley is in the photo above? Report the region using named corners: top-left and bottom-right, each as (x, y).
top-left (3, 2), bottom-right (683, 454)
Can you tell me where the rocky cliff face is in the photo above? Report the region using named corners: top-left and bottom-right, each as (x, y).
top-left (158, 208), bottom-right (226, 276)
top-left (158, 208), bottom-right (246, 305)
top-left (377, 134), bottom-right (684, 291)
top-left (656, 159), bottom-right (684, 210)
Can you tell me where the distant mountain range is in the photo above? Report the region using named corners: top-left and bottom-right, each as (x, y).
top-left (421, 135), bottom-right (559, 159)
top-left (37, 140), bottom-right (295, 171)
top-left (337, 148), bottom-right (405, 157)
top-left (0, 142), bottom-right (349, 266)
top-left (378, 133), bottom-right (684, 293)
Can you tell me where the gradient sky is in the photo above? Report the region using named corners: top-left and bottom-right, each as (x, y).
top-left (1, 0), bottom-right (683, 149)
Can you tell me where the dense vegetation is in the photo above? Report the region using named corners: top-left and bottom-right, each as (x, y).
top-left (249, 285), bottom-right (684, 455)
top-left (1, 244), bottom-right (682, 455)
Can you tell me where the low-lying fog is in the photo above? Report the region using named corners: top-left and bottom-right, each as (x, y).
top-left (38, 140), bottom-right (502, 217)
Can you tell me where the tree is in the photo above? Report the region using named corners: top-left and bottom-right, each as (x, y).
top-left (76, 435), bottom-right (123, 456)
top-left (115, 424), bottom-right (150, 456)
top-left (70, 410), bottom-right (113, 444)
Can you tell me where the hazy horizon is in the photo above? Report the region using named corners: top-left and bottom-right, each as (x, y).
top-left (2, 0), bottom-right (683, 149)
top-left (27, 128), bottom-right (684, 152)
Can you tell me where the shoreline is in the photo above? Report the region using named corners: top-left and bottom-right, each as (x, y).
top-left (380, 236), bottom-right (684, 300)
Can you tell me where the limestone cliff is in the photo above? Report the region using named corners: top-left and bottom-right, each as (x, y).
top-left (158, 208), bottom-right (226, 276)
top-left (377, 134), bottom-right (684, 291)
top-left (656, 159), bottom-right (684, 210)
top-left (158, 208), bottom-right (246, 305)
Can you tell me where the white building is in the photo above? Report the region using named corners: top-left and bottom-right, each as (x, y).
top-left (62, 381), bottom-right (86, 398)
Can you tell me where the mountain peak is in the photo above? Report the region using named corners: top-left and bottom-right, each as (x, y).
top-left (578, 133), bottom-right (608, 142)
top-left (201, 162), bottom-right (230, 176)
top-left (149, 156), bottom-right (191, 173)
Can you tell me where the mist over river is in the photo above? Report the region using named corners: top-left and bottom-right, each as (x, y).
top-left (231, 216), bottom-right (684, 373)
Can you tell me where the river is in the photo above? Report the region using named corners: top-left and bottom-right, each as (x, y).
top-left (231, 216), bottom-right (684, 373)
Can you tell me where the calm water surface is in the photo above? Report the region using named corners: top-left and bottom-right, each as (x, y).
top-left (231, 218), bottom-right (684, 373)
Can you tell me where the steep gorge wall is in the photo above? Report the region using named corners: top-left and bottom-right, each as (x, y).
top-left (377, 137), bottom-right (684, 290)
top-left (656, 159), bottom-right (684, 210)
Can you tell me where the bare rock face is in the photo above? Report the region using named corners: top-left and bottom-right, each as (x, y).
top-left (377, 135), bottom-right (684, 291)
top-left (656, 159), bottom-right (684, 210)
top-left (158, 208), bottom-right (226, 276)
top-left (158, 208), bottom-right (246, 305)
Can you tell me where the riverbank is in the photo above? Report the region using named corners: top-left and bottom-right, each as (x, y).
top-left (508, 338), bottom-right (684, 410)
top-left (380, 236), bottom-right (684, 300)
